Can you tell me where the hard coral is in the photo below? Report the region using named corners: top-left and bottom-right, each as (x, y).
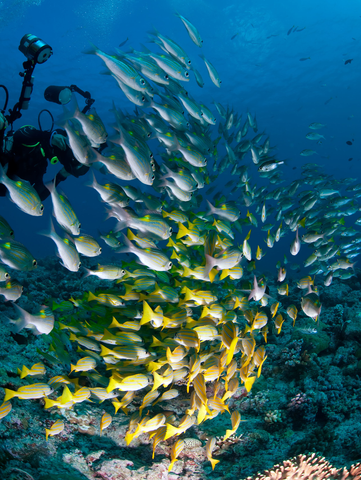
top-left (245, 452), bottom-right (361, 480)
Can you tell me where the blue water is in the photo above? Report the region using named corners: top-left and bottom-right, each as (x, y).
top-left (1, 0), bottom-right (360, 266)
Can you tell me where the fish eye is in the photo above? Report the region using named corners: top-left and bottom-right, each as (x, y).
top-left (151, 174), bottom-right (155, 180)
top-left (40, 204), bottom-right (44, 211)
top-left (219, 80), bottom-right (222, 84)
top-left (150, 153), bottom-right (154, 159)
top-left (33, 259), bottom-right (37, 267)
top-left (195, 183), bottom-right (199, 188)
top-left (79, 223), bottom-right (81, 229)
top-left (185, 71), bottom-right (189, 77)
top-left (168, 262), bottom-right (172, 268)
top-left (99, 248), bottom-right (102, 253)
top-left (121, 269), bottom-right (125, 274)
top-left (140, 79), bottom-right (145, 85)
top-left (201, 112), bottom-right (204, 116)
top-left (142, 96), bottom-right (146, 102)
top-left (204, 159), bottom-right (208, 164)
top-left (5, 273), bottom-right (10, 278)
top-left (188, 60), bottom-right (191, 64)
top-left (165, 74), bottom-right (169, 79)
top-left (169, 227), bottom-right (173, 233)
top-left (10, 231), bottom-right (14, 236)
top-left (190, 192), bottom-right (193, 197)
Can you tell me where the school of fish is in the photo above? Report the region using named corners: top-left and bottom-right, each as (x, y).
top-left (0, 12), bottom-right (360, 472)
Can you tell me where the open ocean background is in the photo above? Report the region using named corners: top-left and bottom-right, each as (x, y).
top-left (1, 0), bottom-right (361, 271)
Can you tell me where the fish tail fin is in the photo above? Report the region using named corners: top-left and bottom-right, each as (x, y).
top-left (220, 269), bottom-right (230, 281)
top-left (87, 291), bottom-right (98, 302)
top-left (176, 223), bottom-right (190, 240)
top-left (0, 162), bottom-right (8, 183)
top-left (20, 365), bottom-right (29, 379)
top-left (127, 229), bottom-right (136, 241)
top-left (165, 424), bottom-right (180, 440)
top-left (182, 266), bottom-right (192, 277)
top-left (116, 233), bottom-right (136, 254)
top-left (38, 218), bottom-right (56, 240)
top-left (223, 428), bottom-right (234, 442)
top-left (44, 398), bottom-right (58, 409)
top-left (6, 304), bottom-right (29, 333)
top-left (205, 254), bottom-right (218, 282)
top-left (4, 388), bottom-right (16, 402)
top-left (210, 458), bottom-right (220, 470)
top-left (226, 336), bottom-right (239, 365)
top-left (81, 267), bottom-right (92, 280)
top-left (84, 170), bottom-right (98, 190)
top-left (171, 250), bottom-right (180, 261)
top-left (140, 300), bottom-right (153, 325)
top-left (205, 199), bottom-right (215, 216)
top-left (100, 345), bottom-right (113, 357)
top-left (82, 43), bottom-right (99, 55)
top-left (125, 431), bottom-right (135, 445)
top-left (184, 287), bottom-right (193, 302)
top-left (168, 459), bottom-right (176, 472)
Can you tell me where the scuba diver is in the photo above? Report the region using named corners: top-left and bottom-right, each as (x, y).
top-left (0, 122), bottom-right (89, 201)
top-left (0, 34), bottom-right (103, 201)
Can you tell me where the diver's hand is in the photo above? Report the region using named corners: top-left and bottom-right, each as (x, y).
top-left (56, 168), bottom-right (71, 184)
top-left (51, 134), bottom-right (67, 150)
top-left (0, 113), bottom-right (8, 131)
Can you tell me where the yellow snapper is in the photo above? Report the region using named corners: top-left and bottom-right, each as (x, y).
top-left (5, 383), bottom-right (52, 401)
top-left (18, 362), bottom-right (46, 379)
top-left (45, 420), bottom-right (64, 441)
top-left (0, 401), bottom-right (12, 420)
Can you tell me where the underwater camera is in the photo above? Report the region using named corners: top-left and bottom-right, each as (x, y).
top-left (44, 85), bottom-right (95, 114)
top-left (18, 34), bottom-right (52, 64)
top-left (0, 34), bottom-right (53, 129)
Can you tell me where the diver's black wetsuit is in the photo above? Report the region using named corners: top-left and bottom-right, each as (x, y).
top-left (0, 125), bottom-right (89, 201)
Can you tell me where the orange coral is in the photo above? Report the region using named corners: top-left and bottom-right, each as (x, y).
top-left (245, 453), bottom-right (361, 480)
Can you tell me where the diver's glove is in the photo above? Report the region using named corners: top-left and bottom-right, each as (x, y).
top-left (0, 113), bottom-right (8, 131)
top-left (51, 134), bottom-right (67, 150)
top-left (55, 168), bottom-right (71, 186)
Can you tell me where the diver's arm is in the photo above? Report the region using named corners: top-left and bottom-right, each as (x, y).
top-left (33, 178), bottom-right (50, 202)
top-left (55, 164), bottom-right (89, 188)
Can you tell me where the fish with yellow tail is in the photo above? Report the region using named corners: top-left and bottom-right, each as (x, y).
top-left (223, 411), bottom-right (242, 441)
top-left (45, 420), bottom-right (64, 441)
top-left (206, 437), bottom-right (220, 470)
top-left (18, 362), bottom-right (45, 379)
top-left (100, 412), bottom-right (112, 434)
top-left (168, 438), bottom-right (185, 472)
